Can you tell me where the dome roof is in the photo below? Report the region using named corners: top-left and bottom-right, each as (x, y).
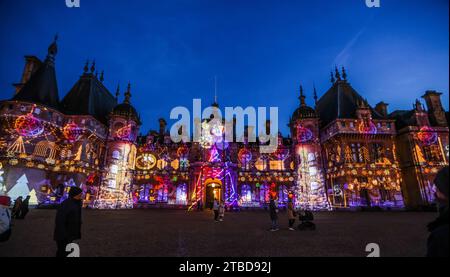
top-left (112, 103), bottom-right (141, 124)
top-left (111, 82), bottom-right (141, 124)
top-left (292, 105), bottom-right (317, 119)
top-left (291, 85), bottom-right (318, 120)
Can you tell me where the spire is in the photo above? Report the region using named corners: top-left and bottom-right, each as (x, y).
top-left (330, 71), bottom-right (335, 83)
top-left (212, 75), bottom-right (219, 107)
top-left (45, 34), bottom-right (58, 67)
top-left (100, 70), bottom-right (104, 82)
top-left (313, 84), bottom-right (318, 105)
top-left (90, 60), bottom-right (96, 73)
top-left (47, 34), bottom-right (58, 57)
top-left (358, 98), bottom-right (369, 109)
top-left (415, 99), bottom-right (423, 112)
top-left (299, 85), bottom-right (306, 106)
top-left (342, 66), bottom-right (347, 80)
top-left (124, 82), bottom-right (131, 104)
top-left (83, 60), bottom-right (89, 73)
top-left (335, 66), bottom-right (341, 80)
top-left (115, 83), bottom-right (120, 101)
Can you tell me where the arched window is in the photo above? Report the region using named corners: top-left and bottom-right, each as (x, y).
top-left (278, 185), bottom-right (288, 203)
top-left (241, 184), bottom-right (252, 204)
top-left (176, 183), bottom-right (187, 204)
top-left (260, 184), bottom-right (270, 203)
top-left (157, 184), bottom-right (168, 202)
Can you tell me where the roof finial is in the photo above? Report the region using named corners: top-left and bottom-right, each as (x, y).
top-left (115, 83), bottom-right (120, 101)
top-left (313, 83), bottom-right (318, 105)
top-left (335, 66), bottom-right (341, 80)
top-left (415, 99), bottom-right (423, 111)
top-left (342, 66), bottom-right (347, 80)
top-left (330, 71), bottom-right (335, 83)
top-left (357, 98), bottom-right (363, 108)
top-left (212, 75), bottom-right (219, 107)
top-left (83, 60), bottom-right (89, 73)
top-left (90, 60), bottom-right (96, 73)
top-left (47, 34), bottom-right (58, 58)
top-left (100, 70), bottom-right (104, 82)
top-left (214, 75), bottom-right (217, 103)
top-left (124, 82), bottom-right (132, 104)
top-left (299, 85), bottom-right (306, 106)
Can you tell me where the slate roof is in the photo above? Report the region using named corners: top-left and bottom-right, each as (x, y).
top-left (12, 40), bottom-right (59, 109)
top-left (315, 80), bottom-right (383, 127)
top-left (60, 72), bottom-right (118, 125)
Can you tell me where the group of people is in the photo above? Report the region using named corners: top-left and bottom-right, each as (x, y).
top-left (268, 195), bottom-right (314, 232)
top-left (0, 186), bottom-right (83, 257)
top-left (11, 196), bottom-right (31, 219)
top-left (0, 194), bottom-right (32, 242)
top-left (0, 167), bottom-right (448, 257)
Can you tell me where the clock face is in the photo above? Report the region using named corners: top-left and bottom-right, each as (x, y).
top-left (115, 124), bottom-right (136, 141)
top-left (297, 125), bottom-right (313, 142)
top-left (136, 153), bottom-right (157, 170)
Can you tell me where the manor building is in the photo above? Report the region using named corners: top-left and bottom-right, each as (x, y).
top-left (0, 39), bottom-right (448, 210)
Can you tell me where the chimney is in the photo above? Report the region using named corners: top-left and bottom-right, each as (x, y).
top-left (159, 118), bottom-right (167, 135)
top-left (265, 120), bottom-right (271, 135)
top-left (422, 90), bottom-right (448, 127)
top-left (14, 56), bottom-right (42, 94)
top-left (375, 102), bottom-right (389, 117)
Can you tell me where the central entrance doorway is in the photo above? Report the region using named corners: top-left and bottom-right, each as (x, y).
top-left (204, 178), bottom-right (222, 209)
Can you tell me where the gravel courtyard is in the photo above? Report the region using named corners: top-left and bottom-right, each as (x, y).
top-left (0, 209), bottom-right (435, 257)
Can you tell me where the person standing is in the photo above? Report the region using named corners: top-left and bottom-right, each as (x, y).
top-left (219, 200), bottom-right (225, 222)
top-left (54, 187), bottom-right (83, 257)
top-left (287, 198), bottom-right (296, 231)
top-left (427, 166), bottom-right (449, 257)
top-left (197, 199), bottom-right (202, 211)
top-left (0, 195), bottom-right (12, 242)
top-left (269, 195), bottom-right (279, 231)
top-left (213, 198), bottom-right (220, 222)
top-left (12, 196), bottom-right (23, 219)
top-left (19, 195), bottom-right (30, 219)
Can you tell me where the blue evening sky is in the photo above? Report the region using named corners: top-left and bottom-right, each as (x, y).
top-left (0, 0), bottom-right (448, 135)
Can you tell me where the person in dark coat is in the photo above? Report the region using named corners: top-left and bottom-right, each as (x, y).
top-left (213, 198), bottom-right (220, 222)
top-left (427, 166), bottom-right (449, 257)
top-left (19, 196), bottom-right (30, 219)
top-left (54, 186), bottom-right (83, 257)
top-left (287, 198), bottom-right (296, 231)
top-left (269, 195), bottom-right (279, 231)
top-left (12, 196), bottom-right (23, 219)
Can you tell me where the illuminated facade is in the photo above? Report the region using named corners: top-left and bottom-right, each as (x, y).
top-left (0, 40), bottom-right (448, 210)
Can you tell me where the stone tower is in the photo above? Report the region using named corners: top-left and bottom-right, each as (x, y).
top-left (93, 83), bottom-right (141, 209)
top-left (290, 85), bottom-right (330, 210)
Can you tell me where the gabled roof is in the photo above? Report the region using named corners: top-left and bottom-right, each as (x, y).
top-left (12, 39), bottom-right (59, 109)
top-left (60, 72), bottom-right (118, 124)
top-left (316, 80), bottom-right (383, 127)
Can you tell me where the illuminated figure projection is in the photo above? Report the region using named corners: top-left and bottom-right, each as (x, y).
top-left (290, 86), bottom-right (331, 210)
top-left (92, 83), bottom-right (141, 209)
